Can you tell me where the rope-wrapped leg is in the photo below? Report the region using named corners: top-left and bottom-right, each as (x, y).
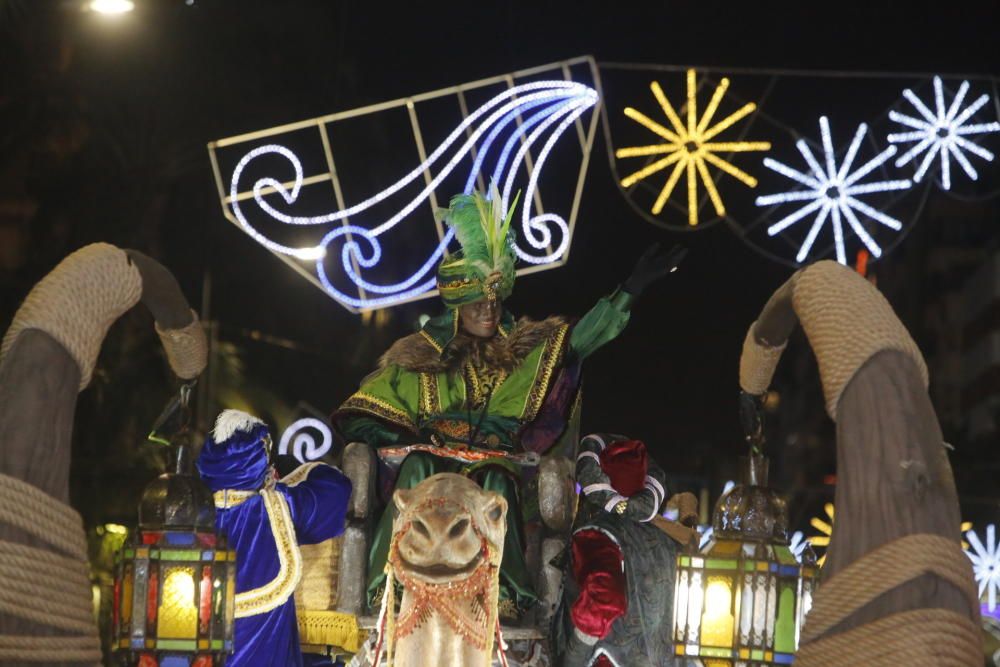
top-left (739, 260), bottom-right (978, 665)
top-left (0, 243), bottom-right (206, 664)
top-left (0, 475), bottom-right (100, 665)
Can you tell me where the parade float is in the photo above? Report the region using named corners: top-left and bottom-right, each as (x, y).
top-left (1, 55), bottom-right (998, 666)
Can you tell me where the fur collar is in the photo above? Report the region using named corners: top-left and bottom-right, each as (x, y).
top-left (380, 315), bottom-right (568, 374)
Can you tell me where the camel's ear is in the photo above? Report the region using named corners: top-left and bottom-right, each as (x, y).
top-left (484, 495), bottom-right (507, 525)
top-left (394, 488), bottom-right (413, 513)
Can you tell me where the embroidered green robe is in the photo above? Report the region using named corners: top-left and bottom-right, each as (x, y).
top-left (332, 293), bottom-right (632, 610)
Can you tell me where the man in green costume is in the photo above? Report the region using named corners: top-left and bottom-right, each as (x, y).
top-left (332, 186), bottom-right (684, 617)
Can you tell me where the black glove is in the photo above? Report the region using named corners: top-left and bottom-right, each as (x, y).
top-left (623, 243), bottom-right (688, 297)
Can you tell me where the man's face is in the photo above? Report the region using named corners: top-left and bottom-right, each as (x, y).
top-left (459, 299), bottom-right (502, 338)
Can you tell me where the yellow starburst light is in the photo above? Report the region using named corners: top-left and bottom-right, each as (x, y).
top-left (616, 69), bottom-right (771, 226)
top-left (809, 502), bottom-right (835, 567)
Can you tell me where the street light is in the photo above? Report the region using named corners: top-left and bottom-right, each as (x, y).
top-left (88, 0), bottom-right (135, 14)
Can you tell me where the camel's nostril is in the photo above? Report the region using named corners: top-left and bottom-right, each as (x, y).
top-left (413, 519), bottom-right (431, 539)
top-left (448, 518), bottom-right (470, 539)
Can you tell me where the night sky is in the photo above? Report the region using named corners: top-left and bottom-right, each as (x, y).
top-left (3, 0), bottom-right (1000, 530)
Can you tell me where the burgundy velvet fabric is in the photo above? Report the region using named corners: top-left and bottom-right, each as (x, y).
top-left (570, 529), bottom-right (627, 639)
top-left (598, 439), bottom-right (648, 497)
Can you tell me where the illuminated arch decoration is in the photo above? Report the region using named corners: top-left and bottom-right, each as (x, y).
top-left (614, 69), bottom-right (770, 227)
top-left (277, 417), bottom-right (333, 464)
top-left (600, 64), bottom-right (1000, 267)
top-left (208, 56), bottom-right (600, 312)
top-left (888, 76), bottom-right (1000, 190)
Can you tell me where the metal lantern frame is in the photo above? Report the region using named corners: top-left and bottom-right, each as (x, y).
top-left (674, 454), bottom-right (817, 666)
top-left (112, 389), bottom-right (238, 667)
top-left (113, 527), bottom-right (236, 664)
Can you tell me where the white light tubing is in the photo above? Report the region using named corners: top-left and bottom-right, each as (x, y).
top-left (228, 81), bottom-right (598, 309)
top-left (888, 76), bottom-right (1000, 190)
top-left (756, 117), bottom-right (912, 265)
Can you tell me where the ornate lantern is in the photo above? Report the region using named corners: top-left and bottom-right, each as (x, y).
top-left (673, 394), bottom-right (817, 666)
top-left (112, 427), bottom-right (236, 666)
top-left (674, 455), bottom-right (817, 665)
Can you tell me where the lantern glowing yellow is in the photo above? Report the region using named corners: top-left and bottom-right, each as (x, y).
top-left (112, 446), bottom-right (236, 667)
top-left (674, 455), bottom-right (817, 666)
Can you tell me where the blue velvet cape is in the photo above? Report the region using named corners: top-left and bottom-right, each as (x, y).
top-left (198, 429), bottom-right (351, 667)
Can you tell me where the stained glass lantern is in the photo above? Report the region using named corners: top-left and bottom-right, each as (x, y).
top-left (112, 444), bottom-right (236, 667)
top-left (674, 454), bottom-right (817, 666)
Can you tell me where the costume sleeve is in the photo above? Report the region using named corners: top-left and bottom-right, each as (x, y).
top-left (568, 291), bottom-right (632, 361)
top-left (332, 365), bottom-right (421, 448)
top-left (338, 416), bottom-right (404, 449)
top-left (280, 463), bottom-right (353, 545)
top-left (622, 456), bottom-right (667, 522)
top-left (576, 434), bottom-right (628, 513)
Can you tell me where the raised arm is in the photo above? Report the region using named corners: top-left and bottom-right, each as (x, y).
top-left (569, 244), bottom-right (687, 360)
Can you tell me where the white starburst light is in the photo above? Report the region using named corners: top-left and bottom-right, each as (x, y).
top-left (966, 523), bottom-right (1000, 611)
top-left (756, 117), bottom-right (912, 265)
top-left (888, 76), bottom-right (1000, 190)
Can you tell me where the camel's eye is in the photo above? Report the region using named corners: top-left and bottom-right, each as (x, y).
top-left (487, 503), bottom-right (503, 522)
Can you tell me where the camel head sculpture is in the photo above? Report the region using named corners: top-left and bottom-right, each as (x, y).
top-left (375, 472), bottom-right (507, 667)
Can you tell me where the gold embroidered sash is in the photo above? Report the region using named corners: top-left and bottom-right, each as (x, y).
top-left (230, 488), bottom-right (302, 618)
top-left (215, 464), bottom-right (324, 618)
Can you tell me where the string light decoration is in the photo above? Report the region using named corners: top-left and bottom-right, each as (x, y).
top-left (888, 76), bottom-right (1000, 190)
top-left (277, 418), bottom-right (333, 464)
top-left (602, 64), bottom-right (1000, 268)
top-left (210, 59), bottom-right (601, 312)
top-left (965, 524), bottom-right (1000, 613)
top-left (616, 69), bottom-right (770, 226)
top-left (755, 117), bottom-right (912, 265)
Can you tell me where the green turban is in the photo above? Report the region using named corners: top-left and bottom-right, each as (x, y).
top-left (436, 185), bottom-right (520, 308)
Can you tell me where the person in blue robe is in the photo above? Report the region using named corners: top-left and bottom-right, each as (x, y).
top-left (197, 409), bottom-right (352, 667)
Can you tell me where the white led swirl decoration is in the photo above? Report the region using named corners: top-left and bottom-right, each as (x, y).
top-left (277, 417), bottom-right (333, 464)
top-left (228, 81), bottom-right (599, 309)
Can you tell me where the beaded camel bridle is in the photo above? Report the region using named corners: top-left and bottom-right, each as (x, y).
top-left (372, 495), bottom-right (508, 667)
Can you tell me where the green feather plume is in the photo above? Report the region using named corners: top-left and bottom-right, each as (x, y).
top-left (435, 183), bottom-right (521, 307)
top-left (438, 185), bottom-right (519, 279)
